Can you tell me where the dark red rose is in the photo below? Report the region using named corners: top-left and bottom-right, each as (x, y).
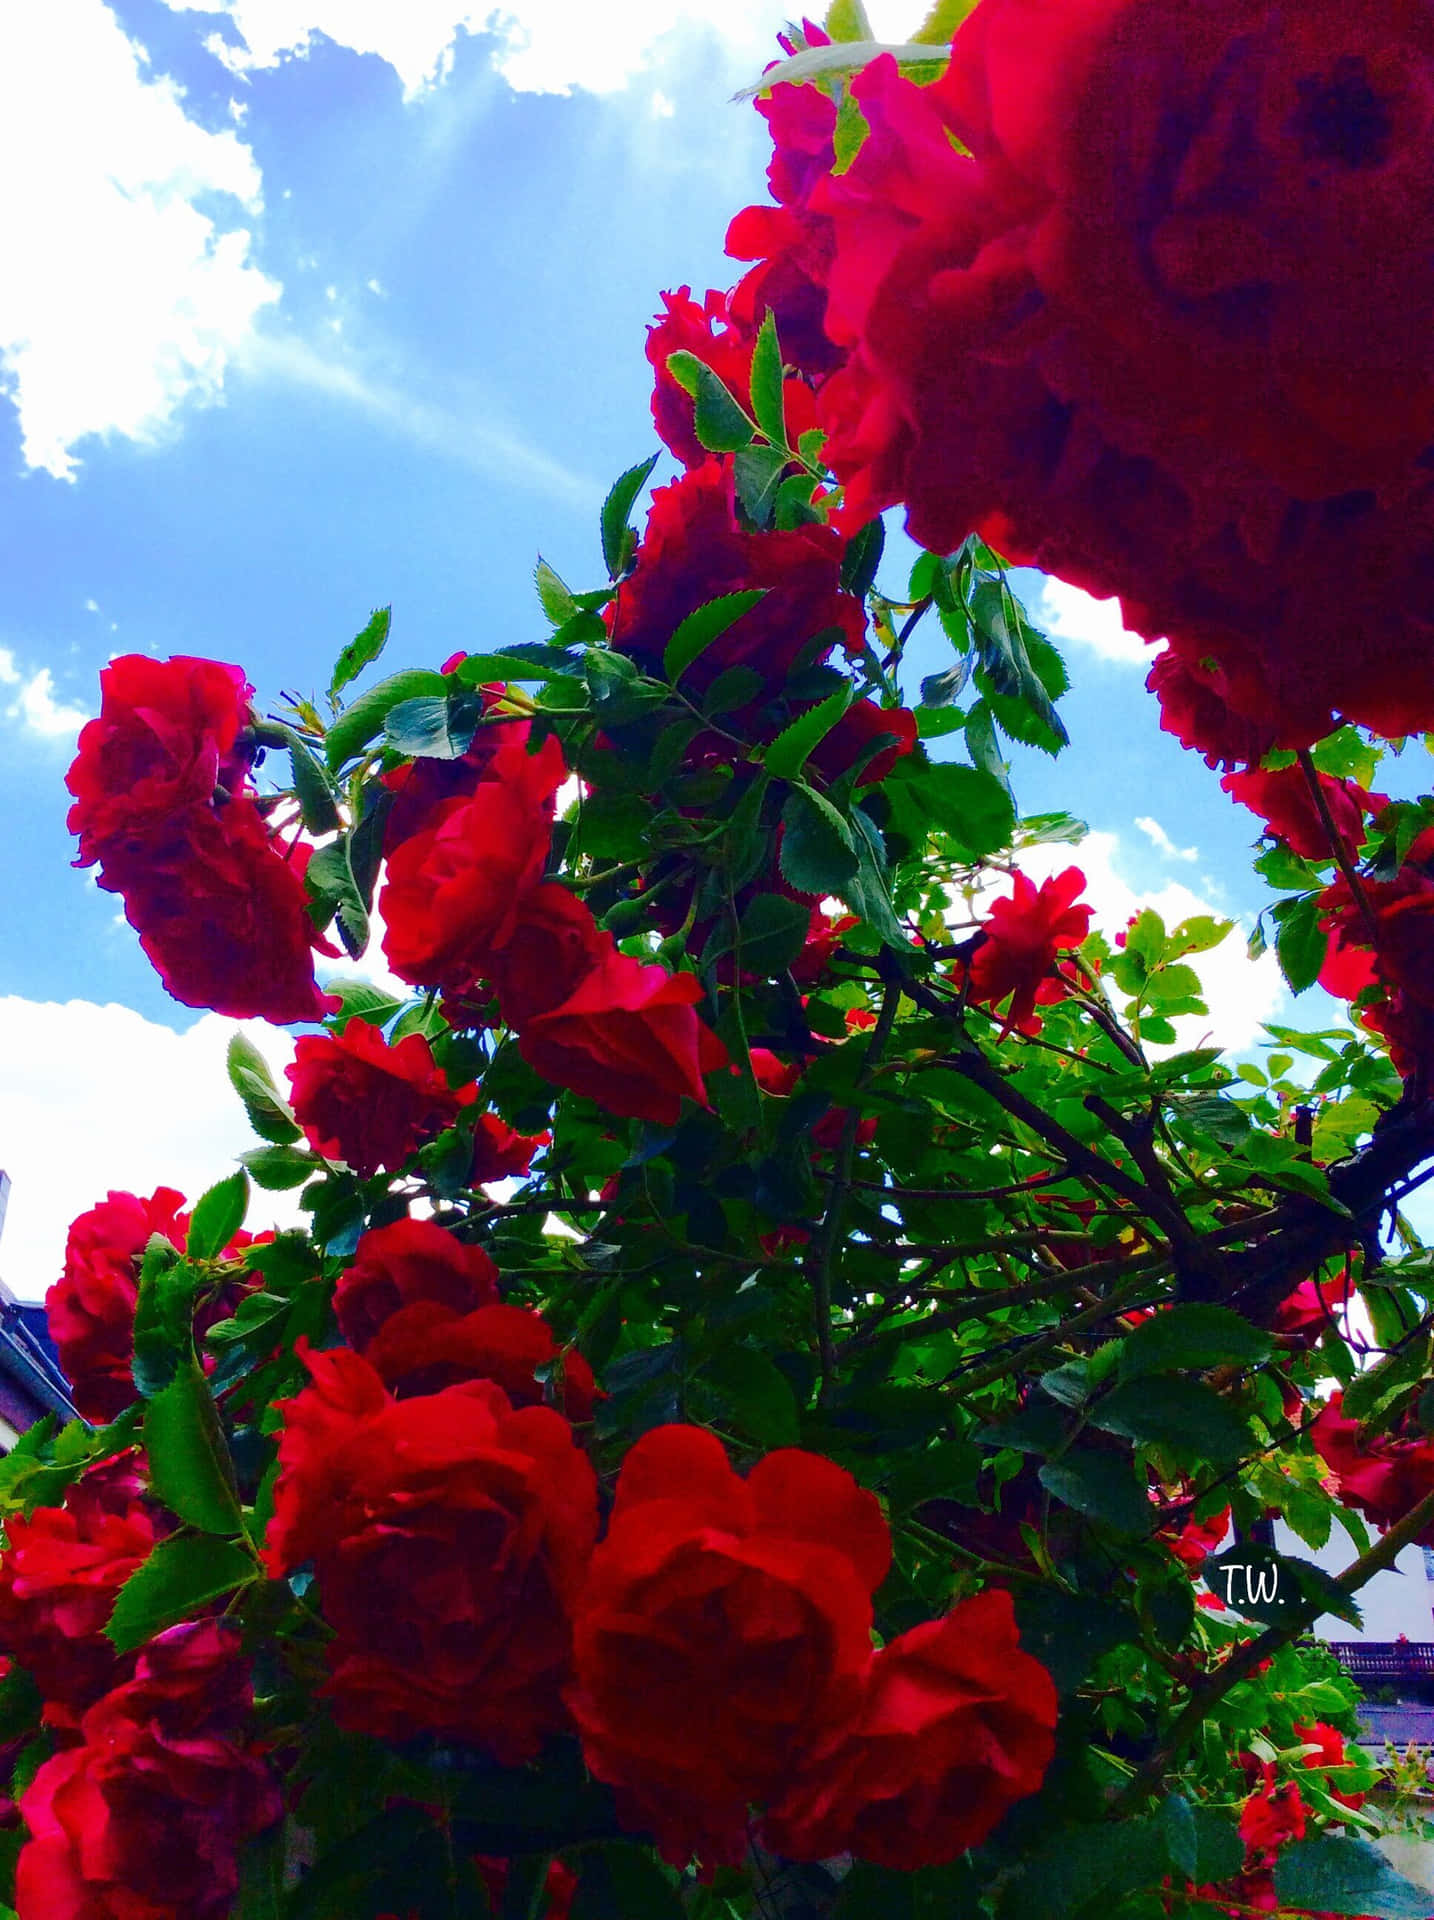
top-left (1321, 864), bottom-right (1434, 1013)
top-left (1145, 650), bottom-right (1280, 772)
top-left (365, 1300), bottom-right (597, 1420)
top-left (101, 797), bottom-right (337, 1024)
top-left (65, 654), bottom-right (253, 869)
top-left (965, 867), bottom-right (1092, 1037)
top-left (608, 461), bottom-right (865, 695)
top-left (380, 727), bottom-right (567, 994)
top-left (46, 1188), bottom-right (188, 1422)
top-left (476, 1857), bottom-right (577, 1920)
top-left (1311, 1392), bottom-right (1434, 1542)
top-left (332, 1217), bottom-right (499, 1351)
top-left (1221, 767), bottom-right (1378, 863)
top-left (470, 1111), bottom-right (550, 1185)
top-left (566, 1425), bottom-right (890, 1867)
top-left (264, 1344), bottom-right (597, 1759)
top-left (1273, 1270), bottom-right (1354, 1342)
top-left (726, 73), bottom-right (844, 379)
top-left (14, 1621), bottom-right (280, 1920)
top-left (286, 1020), bottom-right (475, 1179)
top-left (0, 1457), bottom-right (162, 1726)
top-left (491, 883), bottom-right (729, 1125)
top-left (765, 1589), bottom-right (1058, 1869)
top-left (805, 699), bottom-right (917, 788)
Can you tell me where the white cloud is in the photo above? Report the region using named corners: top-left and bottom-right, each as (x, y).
top-left (1016, 830), bottom-right (1285, 1056)
top-left (8, 669), bottom-right (90, 741)
top-left (1134, 815), bottom-right (1198, 864)
top-left (163, 1), bottom-right (932, 100)
top-left (0, 0), bottom-right (280, 480)
top-left (1035, 578), bottom-right (1151, 667)
top-left (0, 998), bottom-right (304, 1303)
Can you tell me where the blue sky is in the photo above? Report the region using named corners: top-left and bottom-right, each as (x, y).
top-left (0, 0), bottom-right (1342, 1296)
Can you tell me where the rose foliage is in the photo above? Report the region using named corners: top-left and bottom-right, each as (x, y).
top-left (9, 3), bottom-right (1434, 1918)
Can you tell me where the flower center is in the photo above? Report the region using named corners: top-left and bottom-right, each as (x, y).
top-left (1291, 55), bottom-right (1395, 169)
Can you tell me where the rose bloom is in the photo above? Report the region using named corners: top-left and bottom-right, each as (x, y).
top-left (265, 1343), bottom-right (597, 1758)
top-left (1221, 767), bottom-right (1377, 864)
top-left (364, 1300), bottom-right (598, 1420)
top-left (607, 460), bottom-right (865, 696)
top-left (66, 654), bottom-right (254, 869)
top-left (1310, 1392), bottom-right (1434, 1542)
top-left (646, 287), bottom-right (819, 470)
top-left (804, 700), bottom-right (918, 789)
top-left (966, 867), bottom-right (1093, 1036)
top-left (1145, 651), bottom-right (1279, 773)
top-left (332, 1216), bottom-right (500, 1350)
top-left (101, 796), bottom-right (337, 1024)
top-left (765, 1589), bottom-right (1058, 1869)
top-left (470, 1111), bottom-right (549, 1185)
top-left (0, 1456), bottom-right (161, 1726)
top-left (46, 1187), bottom-right (188, 1422)
top-left (380, 727), bottom-right (566, 993)
top-left (1239, 1764), bottom-right (1308, 1857)
top-left (286, 1019), bottom-right (475, 1178)
top-left (491, 883), bottom-right (729, 1126)
top-left (14, 1621), bottom-right (280, 1920)
top-left (566, 1424), bottom-right (891, 1867)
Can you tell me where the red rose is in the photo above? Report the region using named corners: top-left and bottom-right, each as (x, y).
top-left (1310, 1391), bottom-right (1434, 1540)
top-left (380, 705), bottom-right (531, 855)
top-left (566, 1425), bottom-right (890, 1867)
top-left (264, 1344), bottom-right (597, 1759)
top-left (608, 461), bottom-right (865, 695)
top-left (1221, 767), bottom-right (1377, 864)
top-left (805, 700), bottom-right (917, 789)
top-left (286, 1020), bottom-right (475, 1178)
top-left (332, 1216), bottom-right (500, 1351)
top-left (102, 797), bottom-right (337, 1024)
top-left (765, 1589), bottom-right (1058, 1869)
top-left (1158, 1504), bottom-right (1231, 1574)
top-left (380, 727), bottom-right (567, 993)
top-left (1273, 1271), bottom-right (1354, 1341)
top-left (1239, 1764), bottom-right (1308, 1857)
top-left (471, 1111), bottom-right (550, 1185)
top-left (15, 1621), bottom-right (279, 1920)
top-left (1321, 864), bottom-right (1434, 1013)
top-left (646, 286), bottom-right (821, 469)
top-left (966, 867), bottom-right (1092, 1037)
top-left (790, 907), bottom-right (861, 986)
top-left (363, 1299), bottom-right (598, 1421)
top-left (65, 654), bottom-right (253, 869)
top-left (1145, 651), bottom-right (1279, 773)
top-left (491, 883), bottom-right (728, 1125)
top-left (46, 1188), bottom-right (188, 1422)
top-left (476, 1857), bottom-right (577, 1920)
top-left (0, 1457), bottom-right (161, 1726)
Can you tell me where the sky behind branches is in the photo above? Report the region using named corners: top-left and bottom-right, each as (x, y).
top-left (0, 0), bottom-right (1332, 1297)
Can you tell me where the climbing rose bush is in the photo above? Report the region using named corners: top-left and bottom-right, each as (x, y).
top-left (6, 3), bottom-right (1434, 1917)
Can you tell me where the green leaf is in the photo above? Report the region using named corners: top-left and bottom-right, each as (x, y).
top-left (187, 1170), bottom-right (249, 1263)
top-left (1039, 1448), bottom-right (1149, 1535)
top-left (1274, 1836), bottom-right (1433, 1917)
top-left (965, 699), bottom-right (1011, 798)
top-left (383, 692), bottom-right (479, 760)
top-left (600, 454), bottom-right (659, 580)
top-left (1188, 1807), bottom-right (1245, 1886)
top-left (703, 1346), bottom-right (800, 1447)
top-left (1013, 1586), bottom-right (1131, 1696)
top-left (226, 1033), bottom-right (300, 1146)
top-left (1275, 894), bottom-right (1328, 994)
top-left (888, 761), bottom-right (1015, 860)
top-left (324, 667), bottom-right (447, 771)
top-left (306, 838), bottom-right (370, 958)
top-left (239, 1144), bottom-right (316, 1191)
top-left (1158, 1795), bottom-right (1198, 1883)
top-left (911, 0), bottom-right (979, 41)
top-left (1089, 1376), bottom-right (1250, 1465)
top-left (733, 442), bottom-right (790, 528)
top-left (665, 351), bottom-right (753, 453)
top-left (287, 734), bottom-right (341, 835)
top-left (663, 590), bottom-right (765, 683)
top-left (534, 556), bottom-right (578, 628)
top-left (766, 686), bottom-right (854, 781)
top-left (131, 1241), bottom-right (199, 1398)
top-left (1120, 1303), bottom-right (1271, 1378)
top-left (842, 807), bottom-right (907, 949)
top-left (780, 785), bottom-right (858, 894)
top-left (106, 1534), bottom-right (256, 1652)
top-left (321, 976), bottom-right (407, 1028)
top-left (748, 308), bottom-right (786, 450)
top-left (824, 0), bottom-right (874, 37)
top-left (328, 606), bottom-right (391, 702)
top-left (1344, 1334), bottom-right (1432, 1423)
top-left (840, 517), bottom-right (885, 598)
top-left (737, 892), bottom-right (812, 976)
top-left (144, 1361), bottom-right (243, 1535)
top-left (832, 90), bottom-right (869, 171)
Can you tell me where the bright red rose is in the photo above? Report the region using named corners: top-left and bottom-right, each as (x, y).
top-left (1159, 1504), bottom-right (1231, 1574)
top-left (1221, 767), bottom-right (1376, 863)
top-left (286, 1020), bottom-right (475, 1179)
top-left (265, 1344), bottom-right (598, 1759)
top-left (1273, 1270), bottom-right (1354, 1341)
top-left (566, 1425), bottom-right (890, 1868)
top-left (966, 867), bottom-right (1092, 1037)
top-left (607, 461), bottom-right (865, 695)
top-left (470, 1111), bottom-right (550, 1185)
top-left (1239, 1764), bottom-right (1308, 1857)
top-left (364, 1300), bottom-right (597, 1420)
top-left (805, 700), bottom-right (917, 788)
top-left (491, 883), bottom-right (728, 1125)
top-left (0, 1457), bottom-right (161, 1726)
top-left (46, 1187), bottom-right (188, 1422)
top-left (102, 797), bottom-right (337, 1024)
top-left (332, 1216), bottom-right (499, 1351)
top-left (765, 1589), bottom-right (1058, 1869)
top-left (1322, 865), bottom-right (1434, 1012)
top-left (380, 727), bottom-right (566, 993)
top-left (790, 906), bottom-right (861, 985)
top-left (649, 288), bottom-right (774, 469)
top-left (380, 704), bottom-right (529, 855)
top-left (65, 654), bottom-right (254, 869)
top-left (1310, 1392), bottom-right (1434, 1542)
top-left (14, 1621), bottom-right (279, 1920)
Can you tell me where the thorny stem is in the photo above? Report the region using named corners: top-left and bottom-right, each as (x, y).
top-left (1296, 747), bottom-right (1382, 950)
